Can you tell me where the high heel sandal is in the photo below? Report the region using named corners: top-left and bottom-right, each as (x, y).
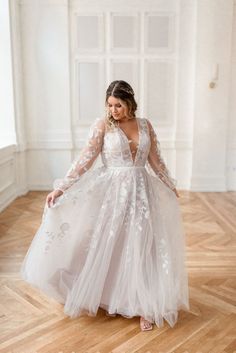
top-left (140, 316), bottom-right (153, 331)
top-left (105, 311), bottom-right (117, 317)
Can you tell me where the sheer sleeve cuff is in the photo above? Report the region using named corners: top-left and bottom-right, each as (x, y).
top-left (53, 175), bottom-right (80, 193)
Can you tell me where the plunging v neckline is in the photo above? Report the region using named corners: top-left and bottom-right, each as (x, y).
top-left (117, 117), bottom-right (141, 164)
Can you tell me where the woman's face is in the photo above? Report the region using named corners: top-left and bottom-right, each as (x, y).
top-left (107, 96), bottom-right (129, 121)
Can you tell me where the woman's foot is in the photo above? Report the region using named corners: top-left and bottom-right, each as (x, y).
top-left (140, 316), bottom-right (153, 331)
top-left (105, 311), bottom-right (117, 317)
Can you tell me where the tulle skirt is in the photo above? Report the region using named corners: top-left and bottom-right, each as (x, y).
top-left (20, 165), bottom-right (190, 328)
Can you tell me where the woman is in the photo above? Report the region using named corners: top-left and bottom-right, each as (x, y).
top-left (21, 80), bottom-right (190, 331)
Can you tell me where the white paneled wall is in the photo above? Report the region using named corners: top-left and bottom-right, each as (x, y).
top-left (70, 0), bottom-right (179, 188)
top-left (227, 0), bottom-right (236, 190)
top-left (0, 146), bottom-right (17, 212)
top-left (19, 0), bottom-right (72, 193)
top-left (191, 0), bottom-right (234, 191)
top-left (144, 60), bottom-right (176, 124)
top-left (71, 2), bottom-right (178, 128)
top-left (175, 0), bottom-right (196, 190)
top-left (0, 0), bottom-right (235, 212)
top-left (0, 0), bottom-right (16, 147)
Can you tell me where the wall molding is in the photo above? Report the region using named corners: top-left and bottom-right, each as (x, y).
top-left (69, 0), bottom-right (179, 11)
top-left (191, 175), bottom-right (227, 192)
top-left (0, 145), bottom-right (16, 158)
top-left (18, 0), bottom-right (68, 6)
top-left (26, 131), bottom-right (73, 150)
top-left (0, 189), bottom-right (18, 213)
top-left (0, 180), bottom-right (15, 195)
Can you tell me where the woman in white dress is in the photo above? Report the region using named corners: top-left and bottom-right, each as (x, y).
top-left (21, 80), bottom-right (190, 331)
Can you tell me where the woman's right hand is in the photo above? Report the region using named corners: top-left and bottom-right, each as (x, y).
top-left (46, 189), bottom-right (63, 208)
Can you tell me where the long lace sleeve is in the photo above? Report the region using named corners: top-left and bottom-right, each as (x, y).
top-left (53, 118), bottom-right (105, 193)
top-left (146, 119), bottom-right (177, 191)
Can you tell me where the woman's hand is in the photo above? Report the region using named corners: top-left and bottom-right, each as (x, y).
top-left (173, 188), bottom-right (180, 198)
top-left (46, 189), bottom-right (63, 208)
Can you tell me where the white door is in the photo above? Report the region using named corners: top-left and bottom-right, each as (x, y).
top-left (70, 0), bottom-right (178, 145)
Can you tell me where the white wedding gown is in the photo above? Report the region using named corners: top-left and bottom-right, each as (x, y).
top-left (20, 117), bottom-right (190, 328)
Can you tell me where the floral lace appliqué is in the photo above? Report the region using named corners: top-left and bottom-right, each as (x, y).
top-left (53, 118), bottom-right (105, 193)
top-left (44, 222), bottom-right (70, 253)
top-left (145, 119), bottom-right (177, 191)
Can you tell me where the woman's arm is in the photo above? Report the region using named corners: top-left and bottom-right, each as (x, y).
top-left (146, 118), bottom-right (177, 192)
top-left (53, 118), bottom-right (105, 193)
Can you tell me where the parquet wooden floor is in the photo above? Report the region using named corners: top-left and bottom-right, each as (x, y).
top-left (0, 191), bottom-right (235, 353)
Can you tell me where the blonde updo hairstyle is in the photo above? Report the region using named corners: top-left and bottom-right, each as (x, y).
top-left (105, 80), bottom-right (138, 131)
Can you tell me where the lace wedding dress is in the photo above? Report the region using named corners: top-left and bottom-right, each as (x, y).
top-left (21, 117), bottom-right (190, 328)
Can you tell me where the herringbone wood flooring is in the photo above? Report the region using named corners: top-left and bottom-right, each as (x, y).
top-left (0, 191), bottom-right (235, 353)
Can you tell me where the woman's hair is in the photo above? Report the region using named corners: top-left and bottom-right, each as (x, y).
top-left (104, 80), bottom-right (138, 131)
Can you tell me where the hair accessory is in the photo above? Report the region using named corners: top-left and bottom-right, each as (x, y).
top-left (122, 87), bottom-right (134, 96)
top-left (111, 82), bottom-right (134, 96)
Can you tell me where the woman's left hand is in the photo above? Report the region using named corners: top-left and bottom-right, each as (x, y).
top-left (173, 188), bottom-right (180, 198)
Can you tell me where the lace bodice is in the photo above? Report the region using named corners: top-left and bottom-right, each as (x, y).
top-left (53, 117), bottom-right (177, 192)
